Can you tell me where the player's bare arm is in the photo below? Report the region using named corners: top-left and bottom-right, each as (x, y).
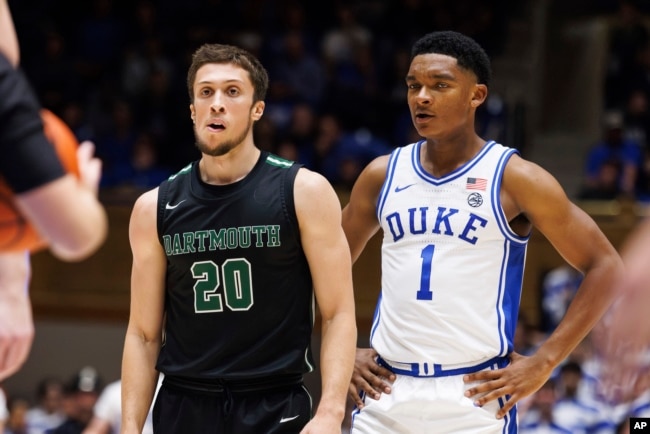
top-left (122, 188), bottom-right (166, 434)
top-left (294, 168), bottom-right (357, 433)
top-left (464, 154), bottom-right (623, 419)
top-left (15, 141), bottom-right (108, 261)
top-left (342, 156), bottom-right (387, 261)
top-left (341, 155), bottom-right (396, 408)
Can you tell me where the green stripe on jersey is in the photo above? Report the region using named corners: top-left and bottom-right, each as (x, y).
top-left (266, 155), bottom-right (293, 168)
top-left (168, 163), bottom-right (193, 181)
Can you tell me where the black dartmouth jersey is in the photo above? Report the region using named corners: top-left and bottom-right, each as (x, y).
top-left (155, 152), bottom-right (315, 380)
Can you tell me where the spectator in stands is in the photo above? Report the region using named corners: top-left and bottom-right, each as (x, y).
top-left (578, 158), bottom-right (624, 200)
top-left (47, 367), bottom-right (102, 434)
top-left (540, 265), bottom-right (582, 333)
top-left (82, 375), bottom-right (161, 434)
top-left (24, 378), bottom-right (65, 434)
top-left (624, 89), bottom-right (650, 147)
top-left (520, 380), bottom-right (571, 433)
top-left (94, 99), bottom-right (139, 189)
top-left (579, 110), bottom-right (643, 199)
top-left (285, 101), bottom-right (319, 161)
top-left (604, 0), bottom-right (650, 110)
top-left (268, 30), bottom-right (326, 107)
top-left (127, 131), bottom-right (173, 191)
top-left (4, 395), bottom-right (29, 434)
top-left (553, 361), bottom-right (613, 434)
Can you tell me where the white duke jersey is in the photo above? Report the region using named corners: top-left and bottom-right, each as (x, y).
top-left (372, 140), bottom-right (529, 368)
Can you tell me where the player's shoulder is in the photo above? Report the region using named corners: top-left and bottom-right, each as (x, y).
top-left (366, 154), bottom-right (391, 173)
top-left (131, 186), bottom-right (160, 222)
top-left (135, 186), bottom-right (160, 206)
top-left (502, 151), bottom-right (568, 209)
top-left (294, 166), bottom-right (334, 195)
top-left (503, 152), bottom-right (555, 183)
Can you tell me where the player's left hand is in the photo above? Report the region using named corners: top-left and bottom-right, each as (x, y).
top-left (462, 352), bottom-right (552, 419)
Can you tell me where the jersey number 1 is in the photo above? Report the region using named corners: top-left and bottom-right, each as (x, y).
top-left (191, 259), bottom-right (254, 313)
top-left (416, 245), bottom-right (434, 300)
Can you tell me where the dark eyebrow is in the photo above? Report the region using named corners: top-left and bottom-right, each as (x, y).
top-left (196, 78), bottom-right (245, 86)
top-left (405, 72), bottom-right (456, 82)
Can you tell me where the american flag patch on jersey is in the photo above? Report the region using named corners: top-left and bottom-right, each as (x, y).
top-left (466, 177), bottom-right (487, 190)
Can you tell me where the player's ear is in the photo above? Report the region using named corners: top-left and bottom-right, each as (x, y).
top-left (470, 84), bottom-right (488, 108)
top-left (190, 105), bottom-right (196, 124)
top-left (252, 101), bottom-right (265, 121)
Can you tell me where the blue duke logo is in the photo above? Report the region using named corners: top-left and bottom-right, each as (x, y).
top-left (632, 417), bottom-right (650, 432)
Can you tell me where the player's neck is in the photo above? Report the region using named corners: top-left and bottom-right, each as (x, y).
top-left (199, 144), bottom-right (261, 185)
top-left (420, 136), bottom-right (486, 178)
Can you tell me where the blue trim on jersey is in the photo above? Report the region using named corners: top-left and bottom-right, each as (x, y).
top-left (491, 146), bottom-right (528, 357)
top-left (497, 394), bottom-right (518, 433)
top-left (376, 147), bottom-right (403, 221)
top-left (496, 240), bottom-right (526, 356)
top-left (369, 291), bottom-right (383, 345)
top-left (377, 355), bottom-right (508, 378)
top-left (496, 241), bottom-right (509, 356)
top-left (491, 148), bottom-right (529, 244)
top-left (412, 140), bottom-right (497, 185)
top-left (349, 388), bottom-right (366, 429)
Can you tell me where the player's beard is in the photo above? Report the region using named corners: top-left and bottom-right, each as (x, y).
top-left (194, 116), bottom-right (253, 157)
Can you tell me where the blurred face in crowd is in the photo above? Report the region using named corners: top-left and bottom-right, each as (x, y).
top-left (189, 62), bottom-right (264, 157)
top-left (42, 382), bottom-right (63, 414)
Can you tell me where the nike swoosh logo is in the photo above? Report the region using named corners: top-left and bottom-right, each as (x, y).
top-left (280, 415), bottom-right (300, 423)
top-left (394, 184), bottom-right (415, 192)
top-left (165, 200), bottom-right (186, 210)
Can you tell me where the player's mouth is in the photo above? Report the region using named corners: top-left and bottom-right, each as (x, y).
top-left (207, 119), bottom-right (226, 132)
top-left (414, 112), bottom-right (434, 123)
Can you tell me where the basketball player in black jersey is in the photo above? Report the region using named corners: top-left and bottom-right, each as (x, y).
top-left (121, 43), bottom-right (357, 434)
top-left (0, 0), bottom-right (107, 381)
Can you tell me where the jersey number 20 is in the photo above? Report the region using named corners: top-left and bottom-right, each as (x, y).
top-left (191, 259), bottom-right (254, 312)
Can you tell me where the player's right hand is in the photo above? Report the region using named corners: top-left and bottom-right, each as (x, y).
top-left (348, 347), bottom-right (395, 409)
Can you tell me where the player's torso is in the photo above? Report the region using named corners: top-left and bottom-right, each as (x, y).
top-left (373, 141), bottom-right (529, 366)
top-left (156, 153), bottom-right (314, 378)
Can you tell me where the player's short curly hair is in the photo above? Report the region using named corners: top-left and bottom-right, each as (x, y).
top-left (411, 31), bottom-right (491, 86)
top-left (186, 43), bottom-right (269, 104)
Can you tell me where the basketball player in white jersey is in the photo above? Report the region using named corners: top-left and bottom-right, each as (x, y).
top-left (342, 30), bottom-right (623, 433)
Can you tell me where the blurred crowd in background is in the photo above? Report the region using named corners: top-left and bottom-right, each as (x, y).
top-left (6, 0), bottom-right (650, 200)
top-left (9, 0), bottom-right (514, 194)
top-left (578, 0), bottom-right (650, 202)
